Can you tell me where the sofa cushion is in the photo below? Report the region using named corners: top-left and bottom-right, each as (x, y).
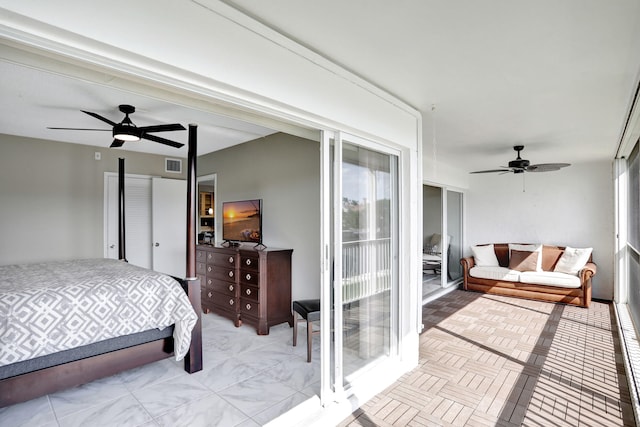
top-left (553, 246), bottom-right (593, 275)
top-left (471, 244), bottom-right (500, 267)
top-left (509, 244), bottom-right (543, 271)
top-left (508, 249), bottom-right (539, 272)
top-left (469, 266), bottom-right (520, 281)
top-left (519, 271), bottom-right (581, 288)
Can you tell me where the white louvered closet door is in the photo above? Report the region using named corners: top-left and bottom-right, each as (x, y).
top-left (104, 174), bottom-right (152, 269)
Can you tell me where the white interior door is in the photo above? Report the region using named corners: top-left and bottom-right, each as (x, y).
top-left (152, 177), bottom-right (186, 277)
top-left (104, 174), bottom-right (152, 268)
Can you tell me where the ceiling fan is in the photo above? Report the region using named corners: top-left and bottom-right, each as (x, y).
top-left (48, 104), bottom-right (185, 148)
top-left (470, 145), bottom-right (570, 174)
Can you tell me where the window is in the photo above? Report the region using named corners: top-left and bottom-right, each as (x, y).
top-left (627, 142), bottom-right (639, 329)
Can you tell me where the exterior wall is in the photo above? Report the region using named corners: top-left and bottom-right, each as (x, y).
top-left (466, 160), bottom-right (614, 300)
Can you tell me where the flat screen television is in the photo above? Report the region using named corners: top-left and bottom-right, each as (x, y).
top-left (222, 199), bottom-right (262, 244)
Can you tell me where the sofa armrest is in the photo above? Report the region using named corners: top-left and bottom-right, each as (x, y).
top-left (460, 257), bottom-right (475, 290)
top-left (580, 262), bottom-right (597, 280)
top-left (460, 256), bottom-right (475, 270)
top-left (579, 262), bottom-right (596, 308)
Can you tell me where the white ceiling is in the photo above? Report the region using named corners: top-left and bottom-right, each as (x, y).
top-left (1, 1), bottom-right (640, 171)
top-left (0, 60), bottom-right (279, 157)
top-left (225, 0), bottom-right (640, 171)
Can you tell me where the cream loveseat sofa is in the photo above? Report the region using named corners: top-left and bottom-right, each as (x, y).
top-left (460, 243), bottom-right (596, 308)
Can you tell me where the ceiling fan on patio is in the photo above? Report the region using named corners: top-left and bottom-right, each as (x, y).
top-left (470, 145), bottom-right (570, 174)
top-left (48, 104), bottom-right (185, 148)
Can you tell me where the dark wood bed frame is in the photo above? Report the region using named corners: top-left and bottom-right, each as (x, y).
top-left (0, 125), bottom-right (203, 407)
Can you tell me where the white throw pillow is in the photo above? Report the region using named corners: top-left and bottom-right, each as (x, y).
top-left (554, 247), bottom-right (593, 275)
top-left (471, 244), bottom-right (500, 267)
top-left (509, 244), bottom-right (543, 271)
top-left (429, 233), bottom-right (442, 252)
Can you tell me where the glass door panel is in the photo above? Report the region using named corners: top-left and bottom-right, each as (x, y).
top-left (446, 190), bottom-right (463, 282)
top-left (340, 140), bottom-right (398, 384)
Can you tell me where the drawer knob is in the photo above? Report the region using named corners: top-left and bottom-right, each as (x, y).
top-left (208, 253), bottom-right (212, 259)
top-left (246, 303), bottom-right (251, 310)
top-left (207, 279), bottom-right (212, 285)
top-left (246, 288), bottom-right (251, 296)
top-left (229, 284), bottom-right (234, 291)
top-left (228, 271), bottom-right (234, 278)
top-left (245, 259), bottom-right (252, 266)
top-left (208, 292), bottom-right (212, 298)
top-left (228, 256), bottom-right (234, 263)
top-left (207, 266), bottom-right (212, 272)
top-left (246, 273), bottom-right (252, 281)
top-left (229, 299), bottom-right (234, 305)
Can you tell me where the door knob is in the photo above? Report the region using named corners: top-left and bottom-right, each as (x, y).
top-left (109, 244), bottom-right (115, 249)
top-left (155, 242), bottom-right (160, 247)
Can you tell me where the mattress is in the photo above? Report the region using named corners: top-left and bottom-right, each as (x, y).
top-left (0, 258), bottom-right (197, 366)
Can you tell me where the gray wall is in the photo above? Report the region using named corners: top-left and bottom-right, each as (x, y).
top-left (198, 133), bottom-right (321, 302)
top-left (0, 134), bottom-right (185, 264)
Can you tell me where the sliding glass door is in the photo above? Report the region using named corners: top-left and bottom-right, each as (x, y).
top-left (321, 132), bottom-right (399, 399)
top-left (422, 184), bottom-right (463, 300)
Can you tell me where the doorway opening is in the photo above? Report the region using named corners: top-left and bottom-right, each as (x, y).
top-left (422, 184), bottom-right (463, 302)
top-left (197, 174), bottom-right (216, 245)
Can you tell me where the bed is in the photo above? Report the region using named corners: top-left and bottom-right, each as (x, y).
top-left (0, 125), bottom-right (202, 407)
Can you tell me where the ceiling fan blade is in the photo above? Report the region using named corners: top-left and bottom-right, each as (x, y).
top-left (48, 127), bottom-right (111, 131)
top-left (82, 110), bottom-right (117, 127)
top-left (110, 139), bottom-right (125, 148)
top-left (526, 163), bottom-right (571, 172)
top-left (470, 169), bottom-right (510, 174)
top-left (141, 133), bottom-right (184, 148)
top-left (138, 123), bottom-right (186, 133)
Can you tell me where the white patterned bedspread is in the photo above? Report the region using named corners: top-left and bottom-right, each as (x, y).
top-left (0, 258), bottom-right (197, 366)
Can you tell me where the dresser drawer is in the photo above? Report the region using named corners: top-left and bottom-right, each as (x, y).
top-left (211, 267), bottom-right (237, 282)
top-left (241, 255), bottom-right (259, 272)
top-left (196, 261), bottom-right (206, 275)
top-left (196, 250), bottom-right (207, 262)
top-left (212, 280), bottom-right (237, 297)
top-left (240, 299), bottom-right (259, 317)
top-left (240, 270), bottom-right (259, 286)
top-left (210, 292), bottom-right (237, 314)
top-left (201, 286), bottom-right (215, 311)
top-left (211, 252), bottom-right (238, 267)
top-left (241, 284), bottom-right (259, 302)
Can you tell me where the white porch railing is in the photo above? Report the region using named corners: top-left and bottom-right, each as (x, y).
top-left (342, 238), bottom-right (391, 304)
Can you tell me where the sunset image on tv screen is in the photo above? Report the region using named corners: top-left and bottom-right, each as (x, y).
top-left (223, 200), bottom-right (261, 242)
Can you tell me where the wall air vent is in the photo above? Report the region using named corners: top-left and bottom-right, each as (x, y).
top-left (165, 158), bottom-right (182, 173)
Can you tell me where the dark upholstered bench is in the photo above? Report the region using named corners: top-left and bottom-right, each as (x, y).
top-left (292, 299), bottom-right (320, 362)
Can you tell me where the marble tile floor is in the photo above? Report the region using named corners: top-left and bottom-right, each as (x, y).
top-left (0, 312), bottom-right (322, 427)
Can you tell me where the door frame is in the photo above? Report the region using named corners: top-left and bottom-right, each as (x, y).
top-left (421, 181), bottom-right (466, 293)
top-left (197, 173), bottom-right (217, 244)
top-left (321, 130), bottom-right (411, 406)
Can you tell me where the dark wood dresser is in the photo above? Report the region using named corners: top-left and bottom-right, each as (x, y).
top-left (196, 245), bottom-right (293, 335)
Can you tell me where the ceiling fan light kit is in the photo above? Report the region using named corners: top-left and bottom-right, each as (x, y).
top-left (112, 124), bottom-right (140, 142)
top-left (470, 145), bottom-right (570, 175)
top-left (48, 104), bottom-right (186, 148)
top-left (112, 105), bottom-right (140, 141)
